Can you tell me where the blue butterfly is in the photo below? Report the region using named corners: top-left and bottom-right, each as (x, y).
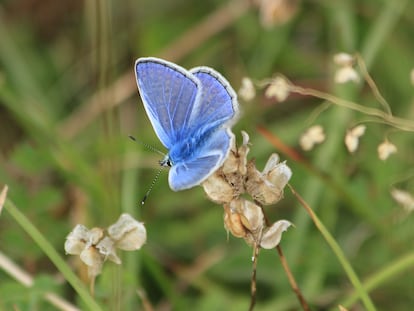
top-left (135, 57), bottom-right (239, 191)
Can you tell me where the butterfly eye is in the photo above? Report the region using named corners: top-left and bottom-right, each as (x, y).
top-left (159, 157), bottom-right (172, 167)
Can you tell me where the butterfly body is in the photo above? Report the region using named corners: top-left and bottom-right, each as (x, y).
top-left (135, 57), bottom-right (238, 191)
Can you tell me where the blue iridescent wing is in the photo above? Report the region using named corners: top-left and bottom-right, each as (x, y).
top-left (167, 66), bottom-right (239, 191)
top-left (135, 57), bottom-right (200, 149)
top-left (168, 129), bottom-right (234, 191)
top-left (187, 66), bottom-right (239, 134)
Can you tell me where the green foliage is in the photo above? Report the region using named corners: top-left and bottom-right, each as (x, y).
top-left (1, 0), bottom-right (414, 310)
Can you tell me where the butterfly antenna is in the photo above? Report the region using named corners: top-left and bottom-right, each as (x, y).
top-left (141, 168), bottom-right (164, 205)
top-left (128, 135), bottom-right (165, 157)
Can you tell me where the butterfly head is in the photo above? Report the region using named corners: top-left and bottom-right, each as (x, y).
top-left (159, 155), bottom-right (173, 168)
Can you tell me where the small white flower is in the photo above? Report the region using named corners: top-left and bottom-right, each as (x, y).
top-left (377, 140), bottom-right (397, 161)
top-left (265, 76), bottom-right (290, 102)
top-left (238, 77), bottom-right (256, 101)
top-left (299, 125), bottom-right (326, 151)
top-left (391, 188), bottom-right (414, 212)
top-left (345, 125), bottom-right (366, 153)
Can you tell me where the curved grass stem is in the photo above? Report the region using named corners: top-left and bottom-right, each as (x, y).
top-left (288, 185), bottom-right (377, 311)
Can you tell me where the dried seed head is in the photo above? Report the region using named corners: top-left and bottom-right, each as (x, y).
top-left (96, 237), bottom-right (121, 264)
top-left (88, 228), bottom-right (104, 246)
top-left (202, 131), bottom-right (251, 203)
top-left (80, 246), bottom-right (104, 278)
top-left (223, 198), bottom-right (292, 248)
top-left (203, 170), bottom-right (235, 204)
top-left (377, 140), bottom-right (397, 161)
top-left (246, 154), bottom-right (291, 205)
top-left (204, 132), bottom-right (292, 205)
top-left (299, 125), bottom-right (325, 151)
top-left (203, 131), bottom-right (293, 249)
top-left (65, 214), bottom-right (147, 279)
top-left (224, 199), bottom-right (265, 245)
top-left (391, 188), bottom-right (414, 212)
top-left (224, 203), bottom-right (248, 238)
top-left (333, 53), bottom-right (360, 84)
top-left (257, 0), bottom-right (300, 28)
top-left (238, 77), bottom-right (256, 101)
top-left (64, 224), bottom-right (90, 255)
top-left (108, 213), bottom-right (147, 251)
top-left (264, 76), bottom-right (290, 102)
top-left (238, 199), bottom-right (265, 234)
top-left (345, 125), bottom-right (366, 153)
top-left (335, 67), bottom-right (360, 84)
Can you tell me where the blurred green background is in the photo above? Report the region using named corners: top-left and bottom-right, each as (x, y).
top-left (1, 0), bottom-right (414, 310)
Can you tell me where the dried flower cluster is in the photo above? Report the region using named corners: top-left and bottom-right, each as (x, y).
top-left (265, 76), bottom-right (290, 103)
top-left (345, 125), bottom-right (366, 153)
top-left (238, 75), bottom-right (290, 104)
top-left (65, 213), bottom-right (146, 279)
top-left (299, 125), bottom-right (326, 151)
top-left (202, 131), bottom-right (292, 249)
top-left (298, 122), bottom-right (397, 161)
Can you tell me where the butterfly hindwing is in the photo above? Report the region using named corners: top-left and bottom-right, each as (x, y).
top-left (168, 129), bottom-right (233, 191)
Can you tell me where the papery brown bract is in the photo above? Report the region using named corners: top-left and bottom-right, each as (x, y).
top-left (203, 170), bottom-right (235, 204)
top-left (246, 154), bottom-right (292, 206)
top-left (79, 246), bottom-right (104, 278)
top-left (96, 237), bottom-right (121, 264)
top-left (203, 131), bottom-right (251, 204)
top-left (108, 213), bottom-right (147, 251)
top-left (224, 203), bottom-right (249, 238)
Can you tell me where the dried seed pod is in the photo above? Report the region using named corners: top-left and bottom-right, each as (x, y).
top-left (108, 213), bottom-right (147, 251)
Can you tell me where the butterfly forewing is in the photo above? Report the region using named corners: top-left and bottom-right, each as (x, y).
top-left (188, 68), bottom-right (238, 134)
top-left (135, 58), bottom-right (200, 148)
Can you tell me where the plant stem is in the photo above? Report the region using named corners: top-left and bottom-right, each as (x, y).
top-left (4, 198), bottom-right (102, 311)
